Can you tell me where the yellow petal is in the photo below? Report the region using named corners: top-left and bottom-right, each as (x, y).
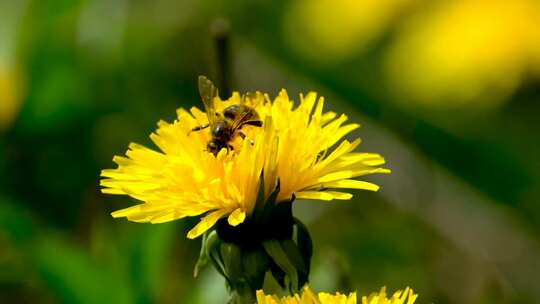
top-left (312, 96), bottom-right (325, 123)
top-left (255, 291), bottom-right (269, 304)
top-left (323, 179), bottom-right (380, 191)
top-left (317, 171), bottom-right (356, 183)
top-left (187, 209), bottom-right (229, 239)
top-left (325, 123), bottom-right (361, 148)
top-left (295, 191), bottom-right (335, 201)
top-left (111, 204), bottom-right (145, 218)
top-left (318, 168), bottom-right (391, 183)
top-left (100, 169), bottom-right (125, 178)
top-left (296, 191), bottom-right (354, 201)
top-left (127, 213), bottom-right (154, 223)
top-left (321, 111), bottom-right (337, 124)
top-left (101, 188), bottom-right (125, 195)
top-left (228, 208), bottom-right (246, 226)
top-left (339, 153), bottom-right (386, 167)
top-left (300, 92), bottom-right (317, 111)
top-left (347, 292), bottom-right (357, 304)
top-left (325, 191), bottom-right (353, 200)
top-left (150, 210), bottom-right (187, 224)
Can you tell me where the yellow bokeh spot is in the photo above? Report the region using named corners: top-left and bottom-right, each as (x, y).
top-left (284, 0), bottom-right (416, 63)
top-left (0, 63), bottom-right (23, 131)
top-left (386, 0), bottom-right (540, 107)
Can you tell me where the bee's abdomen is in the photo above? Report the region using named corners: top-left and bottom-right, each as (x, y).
top-left (223, 104), bottom-right (241, 119)
top-left (223, 104), bottom-right (259, 121)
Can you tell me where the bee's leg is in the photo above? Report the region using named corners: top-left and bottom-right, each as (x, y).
top-left (238, 132), bottom-right (255, 145)
top-left (227, 144), bottom-right (235, 152)
top-left (190, 123), bottom-right (209, 133)
top-left (242, 120), bottom-right (263, 128)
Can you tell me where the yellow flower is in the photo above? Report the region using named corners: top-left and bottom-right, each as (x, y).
top-left (361, 287), bottom-right (417, 304)
top-left (100, 83), bottom-right (389, 239)
top-left (284, 0), bottom-right (415, 63)
top-left (255, 286), bottom-right (417, 304)
top-left (256, 286), bottom-right (355, 304)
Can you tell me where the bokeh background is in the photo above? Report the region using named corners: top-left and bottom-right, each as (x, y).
top-left (1, 0), bottom-right (540, 303)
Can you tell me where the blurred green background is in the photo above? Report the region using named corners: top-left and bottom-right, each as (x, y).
top-left (1, 0), bottom-right (540, 303)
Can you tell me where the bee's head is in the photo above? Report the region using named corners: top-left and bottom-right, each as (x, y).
top-left (207, 140), bottom-right (226, 155)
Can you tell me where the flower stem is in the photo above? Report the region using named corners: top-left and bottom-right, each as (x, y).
top-left (211, 18), bottom-right (231, 98)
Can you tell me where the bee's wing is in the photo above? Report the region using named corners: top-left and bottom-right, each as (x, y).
top-left (231, 93), bottom-right (263, 132)
top-left (230, 109), bottom-right (251, 132)
top-left (198, 76), bottom-right (219, 127)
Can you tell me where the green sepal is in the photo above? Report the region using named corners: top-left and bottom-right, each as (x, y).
top-left (293, 218), bottom-right (313, 263)
top-left (241, 248), bottom-right (270, 289)
top-left (193, 232), bottom-right (209, 278)
top-left (252, 177), bottom-right (281, 224)
top-left (252, 172), bottom-right (267, 222)
top-left (269, 259), bottom-right (287, 289)
top-left (205, 231), bottom-right (230, 286)
top-left (281, 239), bottom-right (306, 276)
top-left (262, 218), bottom-right (313, 292)
top-left (262, 239), bottom-right (299, 293)
top-left (199, 173), bottom-right (314, 301)
top-left (292, 218), bottom-right (313, 288)
top-left (220, 242), bottom-right (243, 281)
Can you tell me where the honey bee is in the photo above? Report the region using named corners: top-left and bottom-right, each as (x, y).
top-left (192, 76), bottom-right (263, 155)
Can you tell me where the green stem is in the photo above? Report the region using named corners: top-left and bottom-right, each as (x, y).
top-left (210, 18), bottom-right (232, 98)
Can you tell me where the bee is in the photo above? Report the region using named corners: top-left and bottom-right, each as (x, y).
top-left (192, 76), bottom-right (263, 155)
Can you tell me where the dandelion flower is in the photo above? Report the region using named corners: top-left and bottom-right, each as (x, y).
top-left (100, 77), bottom-right (389, 239)
top-left (362, 287), bottom-right (418, 304)
top-left (255, 286), bottom-right (417, 304)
